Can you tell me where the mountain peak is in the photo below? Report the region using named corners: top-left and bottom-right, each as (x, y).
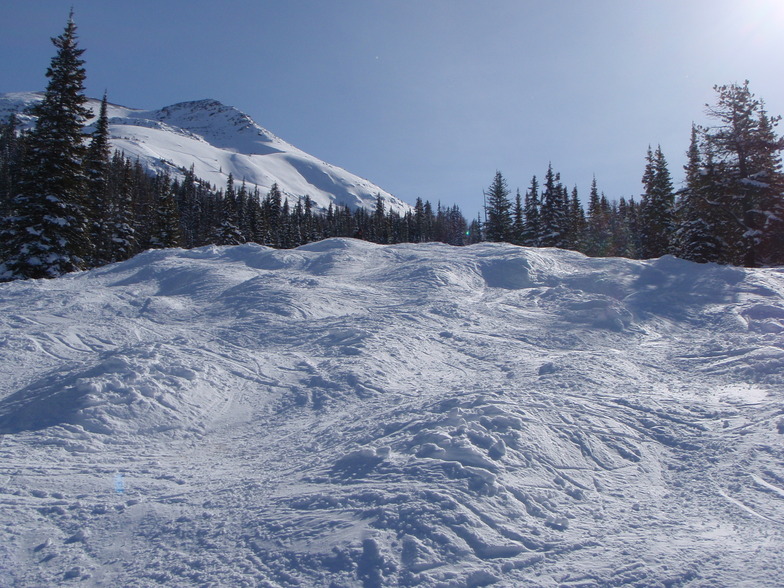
top-left (0, 91), bottom-right (411, 214)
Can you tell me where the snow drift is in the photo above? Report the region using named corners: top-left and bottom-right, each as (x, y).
top-left (0, 240), bottom-right (782, 586)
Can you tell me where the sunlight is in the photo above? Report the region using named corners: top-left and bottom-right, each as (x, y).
top-left (734, 0), bottom-right (784, 45)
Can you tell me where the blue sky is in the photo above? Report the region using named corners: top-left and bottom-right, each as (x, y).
top-left (3, 0), bottom-right (784, 218)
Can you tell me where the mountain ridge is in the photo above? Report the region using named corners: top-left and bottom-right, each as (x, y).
top-left (0, 91), bottom-right (411, 214)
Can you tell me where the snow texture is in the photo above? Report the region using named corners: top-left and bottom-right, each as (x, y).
top-left (0, 92), bottom-right (410, 214)
top-left (0, 239), bottom-right (783, 586)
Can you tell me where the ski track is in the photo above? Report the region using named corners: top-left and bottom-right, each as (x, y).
top-left (0, 240), bottom-right (782, 586)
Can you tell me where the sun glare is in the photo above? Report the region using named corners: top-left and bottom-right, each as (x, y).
top-left (735, 0), bottom-right (784, 44)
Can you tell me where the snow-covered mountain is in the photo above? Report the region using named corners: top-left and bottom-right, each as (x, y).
top-left (1, 240), bottom-right (783, 586)
top-left (0, 91), bottom-right (411, 213)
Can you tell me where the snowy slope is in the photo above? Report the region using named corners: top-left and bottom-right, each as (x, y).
top-left (0, 92), bottom-right (410, 214)
top-left (0, 241), bottom-right (783, 586)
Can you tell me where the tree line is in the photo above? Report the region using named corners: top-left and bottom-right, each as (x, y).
top-left (1, 16), bottom-right (782, 282)
top-left (0, 16), bottom-right (474, 281)
top-left (482, 81), bottom-right (784, 267)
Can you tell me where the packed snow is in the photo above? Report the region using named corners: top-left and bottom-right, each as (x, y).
top-left (0, 239), bottom-right (782, 586)
top-left (0, 92), bottom-right (410, 214)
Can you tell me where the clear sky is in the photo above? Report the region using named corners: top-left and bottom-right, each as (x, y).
top-left (3, 0), bottom-right (784, 218)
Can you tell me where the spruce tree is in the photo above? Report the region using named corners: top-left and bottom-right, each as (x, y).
top-left (611, 197), bottom-right (636, 258)
top-left (521, 175), bottom-right (540, 246)
top-left (565, 186), bottom-right (586, 251)
top-left (674, 125), bottom-right (723, 263)
top-left (484, 171), bottom-right (512, 242)
top-left (262, 183), bottom-right (283, 246)
top-left (104, 151), bottom-right (138, 262)
top-left (85, 93), bottom-right (112, 264)
top-left (214, 174), bottom-right (243, 245)
top-left (412, 197), bottom-right (426, 242)
top-left (539, 164), bottom-right (566, 248)
top-left (373, 194), bottom-right (388, 243)
top-left (0, 114), bottom-right (24, 218)
top-left (511, 189), bottom-right (524, 245)
top-left (639, 145), bottom-right (675, 258)
top-left (149, 172), bottom-right (182, 249)
top-left (584, 177), bottom-right (610, 256)
top-left (1, 13), bottom-right (93, 279)
top-left (422, 200), bottom-right (435, 242)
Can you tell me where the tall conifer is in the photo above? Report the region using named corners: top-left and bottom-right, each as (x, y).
top-left (639, 145), bottom-right (675, 258)
top-left (1, 13), bottom-right (92, 279)
top-left (484, 171), bottom-right (512, 242)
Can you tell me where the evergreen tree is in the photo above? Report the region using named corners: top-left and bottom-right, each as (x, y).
top-left (104, 151), bottom-right (138, 262)
top-left (521, 175), bottom-right (540, 246)
top-left (236, 181), bottom-right (253, 242)
top-left (422, 200), bottom-right (435, 242)
top-left (565, 186), bottom-right (586, 251)
top-left (757, 107), bottom-right (784, 264)
top-left (539, 164), bottom-right (566, 247)
top-left (584, 177), bottom-right (611, 256)
top-left (214, 174), bottom-right (243, 245)
top-left (85, 93), bottom-right (113, 263)
top-left (302, 195), bottom-right (318, 243)
top-left (484, 171), bottom-right (512, 242)
top-left (674, 125), bottom-right (723, 263)
top-left (279, 199), bottom-right (296, 248)
top-left (0, 114), bottom-right (25, 217)
top-left (1, 13), bottom-right (93, 279)
top-left (175, 165), bottom-right (202, 248)
top-left (700, 81), bottom-right (784, 266)
top-left (639, 145), bottom-right (675, 258)
top-left (372, 194), bottom-right (388, 243)
top-left (261, 183), bottom-right (283, 246)
top-left (467, 215), bottom-right (482, 244)
top-left (511, 189), bottom-right (524, 245)
top-left (611, 197), bottom-right (636, 258)
top-left (149, 172), bottom-right (182, 249)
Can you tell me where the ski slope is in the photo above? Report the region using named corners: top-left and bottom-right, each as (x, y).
top-left (0, 240), bottom-right (782, 586)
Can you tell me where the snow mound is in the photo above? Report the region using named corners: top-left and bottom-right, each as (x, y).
top-left (0, 342), bottom-right (240, 445)
top-left (1, 240), bottom-right (783, 586)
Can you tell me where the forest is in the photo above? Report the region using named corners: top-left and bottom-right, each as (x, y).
top-left (1, 16), bottom-right (783, 282)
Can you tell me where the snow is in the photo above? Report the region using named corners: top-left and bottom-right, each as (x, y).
top-left (0, 93), bottom-right (410, 214)
top-left (0, 240), bottom-right (783, 586)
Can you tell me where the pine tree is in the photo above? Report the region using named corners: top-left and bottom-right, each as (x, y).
top-left (757, 107), bottom-right (784, 264)
top-left (700, 81), bottom-right (784, 266)
top-left (484, 171), bottom-right (512, 242)
top-left (1, 13), bottom-right (93, 279)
